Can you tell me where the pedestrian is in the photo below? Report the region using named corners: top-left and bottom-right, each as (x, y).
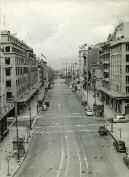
top-left (37, 102), bottom-right (39, 114)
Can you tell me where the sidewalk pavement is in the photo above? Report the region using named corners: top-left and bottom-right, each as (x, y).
top-left (81, 89), bottom-right (115, 119)
top-left (0, 87), bottom-right (46, 177)
top-left (0, 126), bottom-right (29, 177)
top-left (77, 88), bottom-right (129, 150)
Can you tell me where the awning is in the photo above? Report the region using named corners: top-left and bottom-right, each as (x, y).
top-left (17, 83), bottom-right (40, 103)
top-left (99, 87), bottom-right (129, 100)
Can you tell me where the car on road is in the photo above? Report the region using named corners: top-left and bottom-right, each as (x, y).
top-left (86, 109), bottom-right (94, 116)
top-left (123, 154), bottom-right (129, 169)
top-left (44, 101), bottom-right (50, 107)
top-left (42, 104), bottom-right (47, 111)
top-left (98, 126), bottom-right (108, 136)
top-left (113, 114), bottom-right (129, 123)
top-left (113, 140), bottom-right (126, 153)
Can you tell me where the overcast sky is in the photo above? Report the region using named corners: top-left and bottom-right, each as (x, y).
top-left (1, 0), bottom-right (129, 69)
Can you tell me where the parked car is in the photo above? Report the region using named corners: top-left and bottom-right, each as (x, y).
top-left (86, 109), bottom-right (94, 116)
top-left (113, 140), bottom-right (126, 153)
top-left (113, 114), bottom-right (128, 123)
top-left (42, 104), bottom-right (47, 111)
top-left (98, 126), bottom-right (108, 136)
top-left (123, 154), bottom-right (129, 168)
top-left (44, 101), bottom-right (50, 107)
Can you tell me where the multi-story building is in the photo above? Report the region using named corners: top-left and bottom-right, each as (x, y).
top-left (0, 30), bottom-right (39, 114)
top-left (0, 46), bottom-right (14, 139)
top-left (78, 44), bottom-right (89, 87)
top-left (99, 22), bottom-right (129, 114)
top-left (38, 59), bottom-right (49, 88)
top-left (99, 42), bottom-right (110, 104)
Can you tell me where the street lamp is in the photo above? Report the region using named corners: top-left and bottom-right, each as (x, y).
top-left (29, 105), bottom-right (32, 130)
top-left (14, 100), bottom-right (20, 161)
top-left (23, 103), bottom-right (32, 130)
top-left (93, 76), bottom-right (97, 105)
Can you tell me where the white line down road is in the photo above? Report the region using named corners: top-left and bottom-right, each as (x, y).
top-left (14, 79), bottom-right (129, 177)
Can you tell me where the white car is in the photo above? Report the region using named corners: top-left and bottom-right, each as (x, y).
top-left (113, 114), bottom-right (128, 123)
top-left (86, 109), bottom-right (94, 116)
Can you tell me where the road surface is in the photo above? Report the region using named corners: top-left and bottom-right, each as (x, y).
top-left (15, 79), bottom-right (129, 177)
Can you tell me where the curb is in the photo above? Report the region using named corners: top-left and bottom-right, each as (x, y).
top-left (11, 151), bottom-right (27, 177)
top-left (107, 128), bottom-right (117, 141)
top-left (75, 88), bottom-right (118, 142)
top-left (11, 114), bottom-right (38, 177)
top-left (11, 93), bottom-right (48, 177)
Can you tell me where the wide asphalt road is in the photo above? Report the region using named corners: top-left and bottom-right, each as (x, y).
top-left (15, 79), bottom-right (129, 177)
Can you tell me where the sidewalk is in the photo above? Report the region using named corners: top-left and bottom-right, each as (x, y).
top-left (0, 86), bottom-right (46, 177)
top-left (81, 89), bottom-right (115, 119)
top-left (76, 88), bottom-right (129, 150)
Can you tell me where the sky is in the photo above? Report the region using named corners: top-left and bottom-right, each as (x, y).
top-left (1, 0), bottom-right (129, 69)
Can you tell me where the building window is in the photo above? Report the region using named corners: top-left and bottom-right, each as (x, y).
top-left (5, 57), bottom-right (10, 65)
top-left (5, 68), bottom-right (11, 76)
top-left (126, 55), bottom-right (129, 62)
top-left (126, 44), bottom-right (129, 51)
top-left (126, 76), bottom-right (129, 84)
top-left (5, 46), bottom-right (11, 52)
top-left (6, 92), bottom-right (13, 101)
top-left (126, 65), bottom-right (129, 73)
top-left (126, 87), bottom-right (129, 94)
top-left (6, 80), bottom-right (11, 87)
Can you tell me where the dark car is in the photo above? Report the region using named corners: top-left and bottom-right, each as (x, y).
top-left (98, 126), bottom-right (108, 136)
top-left (44, 101), bottom-right (50, 107)
top-left (123, 154), bottom-right (129, 168)
top-left (113, 140), bottom-right (126, 153)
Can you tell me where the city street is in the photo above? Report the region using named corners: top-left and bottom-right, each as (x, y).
top-left (15, 79), bottom-right (129, 177)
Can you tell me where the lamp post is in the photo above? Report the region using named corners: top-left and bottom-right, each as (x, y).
top-left (93, 76), bottom-right (97, 105)
top-left (14, 100), bottom-right (20, 161)
top-left (119, 128), bottom-right (122, 139)
top-left (23, 103), bottom-right (32, 130)
top-left (29, 105), bottom-right (32, 130)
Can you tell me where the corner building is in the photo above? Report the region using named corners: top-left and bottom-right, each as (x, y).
top-left (0, 31), bottom-right (39, 113)
top-left (99, 22), bottom-right (129, 114)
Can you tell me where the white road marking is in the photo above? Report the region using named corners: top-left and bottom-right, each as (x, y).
top-left (64, 135), bottom-right (70, 177)
top-left (35, 129), bottom-right (98, 134)
top-left (76, 148), bottom-right (82, 177)
top-left (64, 115), bottom-right (82, 118)
top-left (81, 144), bottom-right (89, 177)
top-left (84, 157), bottom-right (89, 169)
top-left (56, 136), bottom-right (65, 177)
top-left (58, 103), bottom-right (62, 110)
top-left (72, 113), bottom-right (81, 115)
top-left (34, 123), bottom-right (100, 129)
top-left (75, 124), bottom-right (81, 127)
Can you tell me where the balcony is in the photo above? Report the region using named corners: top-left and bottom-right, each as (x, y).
top-left (0, 103), bottom-right (14, 118)
top-left (103, 78), bottom-right (109, 82)
top-left (7, 98), bottom-right (14, 103)
top-left (103, 60), bottom-right (109, 64)
top-left (104, 69), bottom-right (109, 73)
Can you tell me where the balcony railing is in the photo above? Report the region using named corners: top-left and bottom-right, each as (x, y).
top-left (103, 60), bottom-right (109, 64)
top-left (0, 103), bottom-right (14, 117)
top-left (103, 78), bottom-right (109, 82)
top-left (104, 69), bottom-right (109, 73)
top-left (7, 98), bottom-right (14, 103)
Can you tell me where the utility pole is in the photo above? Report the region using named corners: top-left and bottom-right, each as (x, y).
top-left (94, 76), bottom-right (97, 105)
top-left (119, 128), bottom-right (122, 139)
top-left (65, 63), bottom-right (67, 81)
top-left (29, 105), bottom-right (32, 130)
top-left (87, 47), bottom-right (92, 106)
top-left (65, 63), bottom-right (68, 83)
top-left (15, 100), bottom-right (20, 161)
